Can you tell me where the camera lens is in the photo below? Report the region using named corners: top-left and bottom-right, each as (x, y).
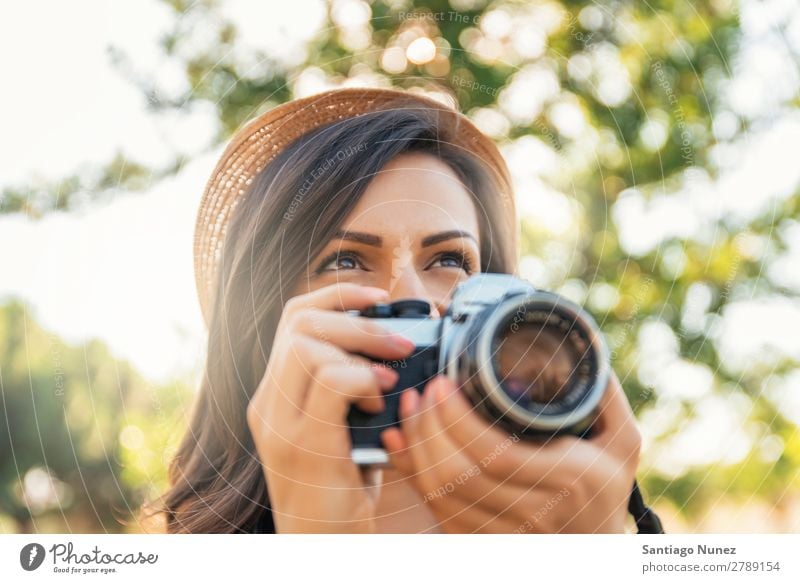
top-left (457, 292), bottom-right (609, 437)
top-left (494, 321), bottom-right (579, 409)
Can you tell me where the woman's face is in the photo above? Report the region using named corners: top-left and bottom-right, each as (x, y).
top-left (294, 152), bottom-right (481, 317)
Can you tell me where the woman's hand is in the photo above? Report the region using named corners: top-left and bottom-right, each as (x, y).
top-left (246, 283), bottom-right (416, 533)
top-left (381, 371), bottom-right (642, 533)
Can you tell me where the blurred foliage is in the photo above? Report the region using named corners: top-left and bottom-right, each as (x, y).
top-left (0, 154), bottom-right (160, 218)
top-left (0, 301), bottom-right (190, 532)
top-left (1, 0), bottom-right (798, 531)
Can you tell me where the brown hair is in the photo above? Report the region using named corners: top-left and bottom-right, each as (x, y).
top-left (153, 104), bottom-right (517, 533)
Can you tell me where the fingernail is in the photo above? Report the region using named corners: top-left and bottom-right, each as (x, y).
top-left (390, 334), bottom-right (416, 352)
top-left (373, 366), bottom-right (398, 389)
top-left (361, 395), bottom-right (386, 413)
top-left (420, 382), bottom-right (431, 409)
top-left (374, 396), bottom-right (386, 412)
top-left (401, 388), bottom-right (420, 418)
top-left (434, 375), bottom-right (458, 403)
top-left (367, 287), bottom-right (390, 300)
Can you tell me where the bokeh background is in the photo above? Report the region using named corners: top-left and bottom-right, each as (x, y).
top-left (1, 0), bottom-right (799, 533)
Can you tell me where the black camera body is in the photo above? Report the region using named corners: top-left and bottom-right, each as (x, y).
top-left (347, 273), bottom-right (610, 467)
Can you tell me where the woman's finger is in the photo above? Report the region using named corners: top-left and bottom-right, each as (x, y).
top-left (398, 378), bottom-right (534, 517)
top-left (381, 426), bottom-right (415, 476)
top-left (262, 335), bottom-right (383, 422)
top-left (418, 490), bottom-right (521, 534)
top-left (303, 362), bottom-right (394, 427)
top-left (293, 308), bottom-right (416, 361)
top-left (586, 372), bottom-right (642, 472)
top-left (431, 375), bottom-right (583, 483)
top-left (393, 387), bottom-right (436, 489)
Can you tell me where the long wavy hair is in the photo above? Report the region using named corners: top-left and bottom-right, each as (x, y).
top-left (152, 101), bottom-right (518, 533)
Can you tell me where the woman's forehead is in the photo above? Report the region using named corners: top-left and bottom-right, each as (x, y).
top-left (338, 152), bottom-right (481, 243)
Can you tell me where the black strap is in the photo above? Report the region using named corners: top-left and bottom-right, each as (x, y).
top-left (628, 480), bottom-right (664, 533)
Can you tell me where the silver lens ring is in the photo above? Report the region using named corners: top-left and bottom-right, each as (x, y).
top-left (464, 292), bottom-right (610, 435)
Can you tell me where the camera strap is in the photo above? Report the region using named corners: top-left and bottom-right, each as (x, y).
top-left (628, 480), bottom-right (664, 533)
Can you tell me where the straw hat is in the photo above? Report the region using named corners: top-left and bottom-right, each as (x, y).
top-left (194, 86), bottom-right (518, 325)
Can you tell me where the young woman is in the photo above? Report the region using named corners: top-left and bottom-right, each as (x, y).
top-left (156, 87), bottom-right (642, 533)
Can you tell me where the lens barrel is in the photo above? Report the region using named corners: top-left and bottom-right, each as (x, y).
top-left (452, 290), bottom-right (609, 437)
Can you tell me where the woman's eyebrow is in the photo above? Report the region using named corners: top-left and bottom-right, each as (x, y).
top-left (332, 230), bottom-right (383, 246)
top-left (420, 229), bottom-right (478, 248)
top-left (331, 229), bottom-right (478, 248)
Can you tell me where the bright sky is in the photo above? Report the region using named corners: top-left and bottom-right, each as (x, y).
top-left (0, 0), bottom-right (325, 383)
top-left (1, 0), bottom-right (799, 475)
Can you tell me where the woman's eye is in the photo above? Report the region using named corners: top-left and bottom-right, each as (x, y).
top-left (432, 252), bottom-right (473, 273)
top-left (316, 252), bottom-right (362, 273)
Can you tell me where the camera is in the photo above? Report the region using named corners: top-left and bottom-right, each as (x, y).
top-left (347, 273), bottom-right (611, 466)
